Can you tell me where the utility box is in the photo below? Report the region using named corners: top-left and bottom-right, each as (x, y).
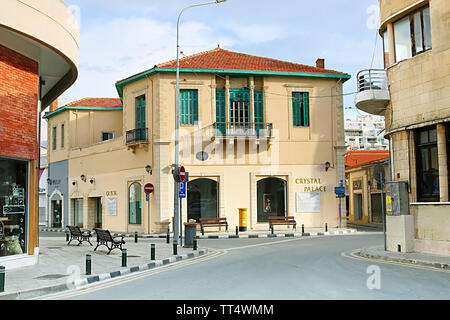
top-left (385, 181), bottom-right (409, 215)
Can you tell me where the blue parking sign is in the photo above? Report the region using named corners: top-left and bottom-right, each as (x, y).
top-left (179, 181), bottom-right (186, 198)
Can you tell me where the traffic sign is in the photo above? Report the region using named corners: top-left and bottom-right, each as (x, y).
top-left (144, 183), bottom-right (154, 194)
top-left (179, 181), bottom-right (186, 198)
top-left (179, 166), bottom-right (186, 182)
top-left (334, 186), bottom-right (346, 195)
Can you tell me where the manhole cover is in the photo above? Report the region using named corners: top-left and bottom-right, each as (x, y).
top-left (34, 274), bottom-right (68, 280)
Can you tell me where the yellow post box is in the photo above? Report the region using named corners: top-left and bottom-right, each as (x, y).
top-left (239, 208), bottom-right (247, 232)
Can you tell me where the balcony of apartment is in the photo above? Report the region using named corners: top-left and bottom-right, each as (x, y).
top-left (206, 122), bottom-right (274, 140)
top-left (355, 69), bottom-right (390, 116)
top-left (126, 128), bottom-right (149, 152)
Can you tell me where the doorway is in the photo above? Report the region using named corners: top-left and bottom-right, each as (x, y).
top-left (51, 200), bottom-right (62, 228)
top-left (71, 198), bottom-right (83, 227)
top-left (257, 177), bottom-right (287, 223)
top-left (187, 178), bottom-right (219, 223)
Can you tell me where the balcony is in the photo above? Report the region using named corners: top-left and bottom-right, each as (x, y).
top-left (126, 128), bottom-right (148, 151)
top-left (355, 69), bottom-right (390, 116)
top-left (207, 122), bottom-right (273, 139)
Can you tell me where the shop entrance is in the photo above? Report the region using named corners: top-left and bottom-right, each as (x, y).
top-left (89, 197), bottom-right (102, 228)
top-left (71, 198), bottom-right (83, 228)
top-left (353, 193), bottom-right (363, 220)
top-left (187, 178), bottom-right (219, 223)
top-left (51, 199), bottom-right (62, 228)
top-left (257, 177), bottom-right (287, 223)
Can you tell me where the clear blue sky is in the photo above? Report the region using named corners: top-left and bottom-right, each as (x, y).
top-left (60, 0), bottom-right (382, 120)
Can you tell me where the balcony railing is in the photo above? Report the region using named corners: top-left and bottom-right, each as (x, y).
top-left (207, 122), bottom-right (273, 138)
top-left (126, 128), bottom-right (148, 145)
top-left (355, 69), bottom-right (390, 116)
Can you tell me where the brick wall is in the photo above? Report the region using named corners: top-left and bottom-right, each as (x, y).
top-left (0, 44), bottom-right (39, 160)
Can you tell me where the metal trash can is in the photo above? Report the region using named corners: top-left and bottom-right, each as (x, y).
top-left (184, 223), bottom-right (197, 248)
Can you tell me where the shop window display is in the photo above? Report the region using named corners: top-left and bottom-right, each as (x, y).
top-left (0, 158), bottom-right (28, 256)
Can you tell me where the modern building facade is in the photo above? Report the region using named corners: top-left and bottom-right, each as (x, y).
top-left (0, 0), bottom-right (79, 268)
top-left (45, 48), bottom-right (351, 234)
top-left (345, 115), bottom-right (389, 150)
top-left (355, 0), bottom-right (449, 255)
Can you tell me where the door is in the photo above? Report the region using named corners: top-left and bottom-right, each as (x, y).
top-left (94, 198), bottom-right (102, 228)
top-left (72, 198), bottom-right (83, 227)
top-left (51, 200), bottom-right (62, 228)
top-left (353, 193), bottom-right (363, 220)
top-left (187, 179), bottom-right (219, 223)
top-left (257, 178), bottom-right (287, 223)
top-left (229, 89), bottom-right (250, 135)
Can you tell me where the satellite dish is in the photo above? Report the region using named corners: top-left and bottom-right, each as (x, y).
top-left (373, 164), bottom-right (385, 184)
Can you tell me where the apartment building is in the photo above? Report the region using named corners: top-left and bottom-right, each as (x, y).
top-left (345, 115), bottom-right (389, 150)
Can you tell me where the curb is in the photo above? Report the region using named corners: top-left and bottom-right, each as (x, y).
top-left (359, 248), bottom-right (450, 271)
top-left (0, 248), bottom-right (208, 300)
top-left (197, 229), bottom-right (357, 239)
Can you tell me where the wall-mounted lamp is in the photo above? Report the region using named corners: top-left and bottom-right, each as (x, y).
top-left (145, 165), bottom-right (152, 175)
top-left (89, 178), bottom-right (95, 184)
top-left (72, 181), bottom-right (77, 186)
top-left (47, 178), bottom-right (51, 185)
top-left (80, 174), bottom-right (86, 182)
top-left (325, 161), bottom-right (331, 172)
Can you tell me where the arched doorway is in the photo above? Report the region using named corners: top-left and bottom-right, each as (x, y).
top-left (257, 177), bottom-right (287, 223)
top-left (187, 178), bottom-right (219, 222)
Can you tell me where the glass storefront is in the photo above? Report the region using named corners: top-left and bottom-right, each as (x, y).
top-left (257, 178), bottom-right (287, 222)
top-left (187, 179), bottom-right (219, 222)
top-left (0, 157), bottom-right (28, 256)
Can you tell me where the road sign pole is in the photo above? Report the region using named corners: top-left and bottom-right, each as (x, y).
top-left (180, 187), bottom-right (183, 247)
top-left (148, 195), bottom-right (150, 235)
top-left (380, 172), bottom-right (387, 251)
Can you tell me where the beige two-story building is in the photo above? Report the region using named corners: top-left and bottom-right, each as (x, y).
top-left (45, 48), bottom-right (351, 234)
top-left (355, 0), bottom-right (450, 255)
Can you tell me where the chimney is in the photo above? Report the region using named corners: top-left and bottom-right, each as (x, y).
top-left (316, 58), bottom-right (325, 69)
top-left (49, 99), bottom-right (58, 112)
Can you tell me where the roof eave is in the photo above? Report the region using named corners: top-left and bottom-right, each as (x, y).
top-left (43, 106), bottom-right (123, 120)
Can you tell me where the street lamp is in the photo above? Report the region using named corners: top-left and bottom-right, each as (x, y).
top-left (173, 0), bottom-right (227, 248)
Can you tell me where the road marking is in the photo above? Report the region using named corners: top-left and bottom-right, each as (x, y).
top-left (342, 249), bottom-right (450, 274)
top-left (34, 249), bottom-right (227, 300)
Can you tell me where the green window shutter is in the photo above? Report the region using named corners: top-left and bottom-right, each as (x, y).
top-left (180, 90), bottom-right (198, 125)
top-left (216, 89), bottom-right (226, 135)
top-left (292, 92), bottom-right (310, 127)
top-left (135, 96), bottom-right (146, 129)
top-left (254, 90), bottom-right (264, 133)
top-left (52, 127), bottom-right (57, 150)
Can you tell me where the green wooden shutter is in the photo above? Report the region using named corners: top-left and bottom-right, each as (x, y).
top-left (135, 96), bottom-right (146, 129)
top-left (216, 89), bottom-right (226, 135)
top-left (254, 90), bottom-right (264, 134)
top-left (52, 127), bottom-right (57, 150)
top-left (180, 90), bottom-right (198, 125)
top-left (293, 92), bottom-right (309, 127)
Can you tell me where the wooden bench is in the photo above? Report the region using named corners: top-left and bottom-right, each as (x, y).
top-left (199, 217), bottom-right (228, 233)
top-left (268, 216), bottom-right (297, 231)
top-left (93, 228), bottom-right (125, 254)
top-left (66, 225), bottom-right (93, 246)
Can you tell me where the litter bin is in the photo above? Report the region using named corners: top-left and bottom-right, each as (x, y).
top-left (239, 208), bottom-right (247, 232)
top-left (184, 223), bottom-right (197, 248)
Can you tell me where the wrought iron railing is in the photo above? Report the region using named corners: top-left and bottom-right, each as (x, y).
top-left (126, 128), bottom-right (148, 145)
top-left (208, 122), bottom-right (273, 138)
top-left (357, 69), bottom-right (388, 93)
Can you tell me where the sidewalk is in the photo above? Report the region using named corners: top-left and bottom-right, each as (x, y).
top-left (0, 235), bottom-right (207, 300)
top-left (360, 245), bottom-right (450, 270)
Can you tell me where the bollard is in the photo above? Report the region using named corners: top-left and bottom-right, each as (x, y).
top-left (302, 224), bottom-right (305, 234)
top-left (151, 244), bottom-right (155, 261)
top-left (86, 254), bottom-right (91, 275)
top-left (325, 223), bottom-right (328, 232)
top-left (271, 225), bottom-right (274, 234)
top-left (201, 226), bottom-right (204, 236)
top-left (166, 230), bottom-right (170, 244)
top-left (173, 243), bottom-right (177, 255)
top-left (0, 266), bottom-right (5, 293)
top-left (121, 249), bottom-right (127, 267)
top-left (235, 226), bottom-right (239, 236)
top-left (193, 239), bottom-right (197, 251)
top-left (66, 232), bottom-right (69, 242)
top-left (135, 232), bottom-right (138, 243)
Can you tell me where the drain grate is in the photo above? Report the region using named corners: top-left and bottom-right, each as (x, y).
top-left (34, 274), bottom-right (68, 280)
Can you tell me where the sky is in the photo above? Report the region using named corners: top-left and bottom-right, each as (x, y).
top-left (43, 0), bottom-right (383, 142)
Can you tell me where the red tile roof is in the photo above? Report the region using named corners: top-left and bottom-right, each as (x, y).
top-left (66, 97), bottom-right (122, 108)
top-left (345, 150), bottom-right (390, 169)
top-left (117, 47), bottom-right (349, 84)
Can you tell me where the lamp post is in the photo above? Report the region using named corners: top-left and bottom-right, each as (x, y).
top-left (173, 0), bottom-right (227, 250)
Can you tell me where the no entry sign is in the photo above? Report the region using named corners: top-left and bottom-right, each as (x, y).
top-left (179, 166), bottom-right (186, 182)
top-left (144, 183), bottom-right (154, 194)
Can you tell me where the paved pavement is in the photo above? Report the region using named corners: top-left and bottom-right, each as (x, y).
top-left (360, 245), bottom-right (450, 270)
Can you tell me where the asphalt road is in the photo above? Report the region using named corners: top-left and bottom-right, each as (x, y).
top-left (42, 232), bottom-right (450, 300)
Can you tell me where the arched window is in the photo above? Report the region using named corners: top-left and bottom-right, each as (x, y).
top-left (257, 177), bottom-right (287, 223)
top-left (129, 182), bottom-right (142, 224)
top-left (187, 178), bottom-right (219, 222)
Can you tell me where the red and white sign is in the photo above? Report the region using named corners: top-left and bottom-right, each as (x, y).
top-left (144, 183), bottom-right (154, 194)
top-left (179, 166), bottom-right (186, 182)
